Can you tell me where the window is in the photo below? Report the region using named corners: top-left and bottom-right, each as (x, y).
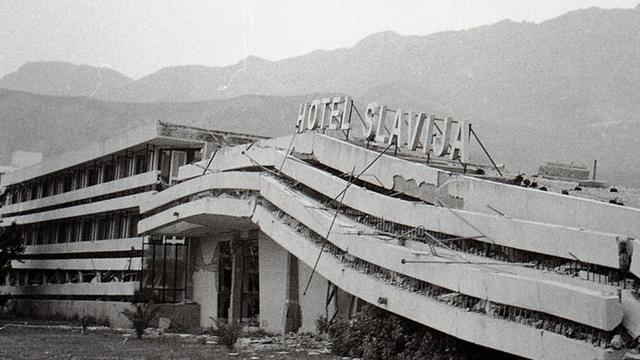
top-left (129, 215), bottom-right (142, 237)
top-left (134, 154), bottom-right (147, 175)
top-left (117, 157), bottom-right (129, 178)
top-left (30, 182), bottom-right (39, 200)
top-left (97, 218), bottom-right (109, 240)
top-left (170, 151), bottom-right (187, 184)
top-left (57, 223), bottom-right (68, 243)
top-left (103, 163), bottom-right (115, 182)
top-left (41, 181), bottom-right (48, 197)
top-left (69, 222), bottom-right (79, 242)
top-left (75, 170), bottom-right (85, 189)
top-left (62, 174), bottom-right (73, 192)
top-left (81, 220), bottom-right (94, 241)
top-left (53, 178), bottom-right (63, 195)
top-left (159, 150), bottom-right (172, 184)
top-left (87, 167), bottom-right (100, 186)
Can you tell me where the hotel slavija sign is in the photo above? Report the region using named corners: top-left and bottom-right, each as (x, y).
top-left (295, 96), bottom-right (470, 163)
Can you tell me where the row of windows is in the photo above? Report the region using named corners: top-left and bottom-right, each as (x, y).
top-left (1, 269), bottom-right (140, 287)
top-left (6, 151), bottom-right (153, 206)
top-left (5, 148), bottom-right (202, 207)
top-left (20, 213), bottom-right (142, 246)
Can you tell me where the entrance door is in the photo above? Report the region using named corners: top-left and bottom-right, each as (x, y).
top-left (217, 237), bottom-right (259, 325)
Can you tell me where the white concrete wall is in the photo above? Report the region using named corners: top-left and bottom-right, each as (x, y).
top-left (23, 237), bottom-right (144, 255)
top-left (445, 177), bottom-right (640, 239)
top-left (253, 205), bottom-right (622, 360)
top-left (190, 235), bottom-right (227, 328)
top-left (276, 153), bottom-right (623, 269)
top-left (622, 290), bottom-right (640, 338)
top-left (298, 260), bottom-right (327, 333)
top-left (138, 197), bottom-right (255, 235)
top-left (12, 258), bottom-right (142, 271)
top-left (258, 231), bottom-right (288, 334)
top-left (261, 177), bottom-right (622, 331)
top-left (12, 299), bottom-right (133, 328)
top-left (630, 239), bottom-right (640, 278)
top-left (172, 141), bottom-right (626, 269)
top-left (140, 172), bottom-right (261, 214)
top-left (0, 282), bottom-right (138, 296)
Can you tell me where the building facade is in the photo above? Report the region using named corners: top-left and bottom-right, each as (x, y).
top-left (0, 121), bottom-right (262, 326)
top-left (3, 110), bottom-right (640, 359)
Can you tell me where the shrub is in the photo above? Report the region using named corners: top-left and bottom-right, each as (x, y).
top-left (209, 317), bottom-right (242, 350)
top-left (315, 315), bottom-right (330, 334)
top-left (328, 304), bottom-right (503, 360)
top-left (80, 315), bottom-right (95, 335)
top-left (122, 302), bottom-right (160, 338)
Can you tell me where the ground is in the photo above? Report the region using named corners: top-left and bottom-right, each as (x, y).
top-left (0, 324), bottom-right (338, 360)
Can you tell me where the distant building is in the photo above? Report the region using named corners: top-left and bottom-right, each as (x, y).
top-left (537, 161), bottom-right (590, 181)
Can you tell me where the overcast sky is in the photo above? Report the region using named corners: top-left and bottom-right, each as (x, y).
top-left (0, 0), bottom-right (637, 79)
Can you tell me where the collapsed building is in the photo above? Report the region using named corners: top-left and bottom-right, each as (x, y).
top-left (2, 99), bottom-right (640, 359)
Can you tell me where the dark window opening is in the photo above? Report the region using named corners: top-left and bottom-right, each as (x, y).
top-left (87, 167), bottom-right (100, 186)
top-left (217, 239), bottom-right (259, 325)
top-left (62, 174), bottom-right (73, 193)
top-left (134, 155), bottom-right (147, 175)
top-left (103, 163), bottom-right (115, 182)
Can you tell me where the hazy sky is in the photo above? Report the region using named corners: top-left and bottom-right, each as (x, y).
top-left (1, 0), bottom-right (637, 79)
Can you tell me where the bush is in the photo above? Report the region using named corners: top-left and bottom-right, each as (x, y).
top-left (122, 302), bottom-right (160, 338)
top-left (328, 304), bottom-right (505, 360)
top-left (80, 315), bottom-right (95, 335)
top-left (209, 317), bottom-right (242, 350)
top-left (315, 315), bottom-right (330, 334)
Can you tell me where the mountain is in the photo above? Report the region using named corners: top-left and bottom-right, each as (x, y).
top-left (91, 7), bottom-right (640, 103)
top-left (0, 88), bottom-right (306, 167)
top-left (1, 6), bottom-right (640, 186)
top-left (0, 62), bottom-right (133, 98)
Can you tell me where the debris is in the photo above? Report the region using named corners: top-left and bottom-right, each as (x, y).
top-left (610, 334), bottom-right (623, 349)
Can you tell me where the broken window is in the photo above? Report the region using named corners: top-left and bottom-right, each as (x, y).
top-left (217, 238), bottom-right (259, 325)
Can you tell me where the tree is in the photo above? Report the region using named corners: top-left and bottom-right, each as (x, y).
top-left (0, 224), bottom-right (24, 306)
top-left (0, 224), bottom-right (24, 272)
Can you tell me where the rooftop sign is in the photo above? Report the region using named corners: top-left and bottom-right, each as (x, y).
top-left (295, 97), bottom-right (469, 163)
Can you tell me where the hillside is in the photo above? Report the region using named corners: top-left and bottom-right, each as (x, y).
top-left (0, 62), bottom-right (133, 98)
top-left (0, 6), bottom-right (639, 186)
top-left (0, 89), bottom-right (305, 166)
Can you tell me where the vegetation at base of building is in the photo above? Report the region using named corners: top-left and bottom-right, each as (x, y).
top-left (0, 224), bottom-right (25, 307)
top-left (209, 317), bottom-right (242, 350)
top-left (0, 224), bottom-right (25, 272)
top-left (315, 315), bottom-right (330, 334)
top-left (121, 301), bottom-right (160, 338)
top-left (80, 315), bottom-right (95, 335)
top-left (327, 304), bottom-right (513, 360)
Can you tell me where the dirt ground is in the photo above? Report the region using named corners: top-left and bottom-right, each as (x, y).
top-left (0, 325), bottom-right (338, 360)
